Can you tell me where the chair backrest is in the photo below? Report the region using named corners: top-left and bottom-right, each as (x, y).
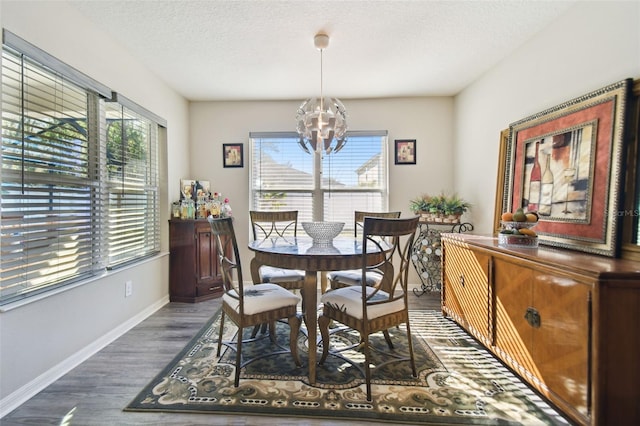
top-left (250, 210), bottom-right (299, 241)
top-left (208, 217), bottom-right (245, 308)
top-left (360, 216), bottom-right (419, 313)
top-left (353, 211), bottom-right (401, 237)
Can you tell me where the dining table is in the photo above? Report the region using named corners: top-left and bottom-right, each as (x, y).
top-left (248, 235), bottom-right (386, 384)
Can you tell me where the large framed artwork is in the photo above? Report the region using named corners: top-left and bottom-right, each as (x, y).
top-left (499, 78), bottom-right (632, 257)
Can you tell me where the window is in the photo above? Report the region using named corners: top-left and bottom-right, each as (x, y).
top-left (104, 102), bottom-right (159, 268)
top-left (0, 32), bottom-right (162, 304)
top-left (249, 131), bottom-right (388, 234)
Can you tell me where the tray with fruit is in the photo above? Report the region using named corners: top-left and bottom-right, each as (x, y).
top-left (498, 209), bottom-right (539, 248)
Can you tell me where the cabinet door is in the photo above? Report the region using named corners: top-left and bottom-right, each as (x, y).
top-left (195, 224), bottom-right (217, 283)
top-left (442, 242), bottom-right (491, 342)
top-left (169, 221), bottom-right (197, 300)
top-left (533, 273), bottom-right (590, 419)
top-left (494, 257), bottom-right (590, 421)
top-left (493, 258), bottom-right (535, 376)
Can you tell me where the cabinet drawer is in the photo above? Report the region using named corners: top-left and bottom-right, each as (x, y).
top-left (196, 282), bottom-right (222, 298)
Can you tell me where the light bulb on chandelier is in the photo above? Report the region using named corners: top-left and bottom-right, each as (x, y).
top-left (296, 33), bottom-right (348, 154)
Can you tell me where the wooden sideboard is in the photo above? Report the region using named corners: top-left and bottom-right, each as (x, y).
top-left (169, 219), bottom-right (224, 302)
top-left (441, 233), bottom-right (640, 426)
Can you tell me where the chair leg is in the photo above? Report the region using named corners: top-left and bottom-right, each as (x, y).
top-left (288, 314), bottom-right (302, 367)
top-left (250, 324), bottom-right (260, 338)
top-left (250, 322), bottom-right (268, 338)
top-left (383, 329), bottom-right (394, 349)
top-left (318, 314), bottom-right (331, 365)
top-left (268, 321), bottom-right (277, 345)
top-left (363, 334), bottom-right (373, 402)
top-left (234, 325), bottom-right (243, 387)
top-left (217, 311), bottom-right (226, 357)
top-left (405, 322), bottom-right (417, 378)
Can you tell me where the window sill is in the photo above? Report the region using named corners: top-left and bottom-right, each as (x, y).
top-left (0, 251), bottom-right (169, 313)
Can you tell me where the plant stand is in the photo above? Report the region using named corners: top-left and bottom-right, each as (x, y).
top-left (412, 219), bottom-right (473, 296)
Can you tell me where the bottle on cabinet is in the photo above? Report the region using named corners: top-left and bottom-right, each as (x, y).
top-left (221, 198), bottom-right (233, 218)
top-left (172, 184), bottom-right (231, 220)
top-left (528, 141), bottom-right (541, 212)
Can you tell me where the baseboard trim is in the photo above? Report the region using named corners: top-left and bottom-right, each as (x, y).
top-left (0, 295), bottom-right (169, 419)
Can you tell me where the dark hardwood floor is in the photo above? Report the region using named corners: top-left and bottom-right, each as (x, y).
top-left (2, 287), bottom-right (442, 425)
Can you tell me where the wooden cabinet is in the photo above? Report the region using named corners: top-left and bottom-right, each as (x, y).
top-left (169, 219), bottom-right (223, 302)
top-left (441, 233), bottom-right (640, 426)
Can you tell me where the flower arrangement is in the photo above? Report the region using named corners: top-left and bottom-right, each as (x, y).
top-left (409, 192), bottom-right (470, 223)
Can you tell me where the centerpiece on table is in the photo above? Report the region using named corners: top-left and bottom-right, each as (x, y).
top-left (409, 192), bottom-right (471, 224)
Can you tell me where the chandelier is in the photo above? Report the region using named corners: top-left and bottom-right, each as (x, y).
top-left (296, 33), bottom-right (348, 154)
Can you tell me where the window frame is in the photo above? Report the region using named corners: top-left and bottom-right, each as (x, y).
top-left (249, 131), bottom-right (389, 234)
top-left (0, 31), bottom-right (164, 305)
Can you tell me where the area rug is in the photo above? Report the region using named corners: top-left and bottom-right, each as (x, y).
top-left (125, 309), bottom-right (569, 425)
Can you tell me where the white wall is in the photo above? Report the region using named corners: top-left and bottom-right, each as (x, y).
top-left (189, 97), bottom-right (455, 276)
top-left (454, 1), bottom-right (640, 234)
top-left (0, 0), bottom-right (189, 412)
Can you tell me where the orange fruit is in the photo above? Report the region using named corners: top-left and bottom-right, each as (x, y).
top-left (518, 228), bottom-right (537, 237)
top-left (501, 212), bottom-right (513, 221)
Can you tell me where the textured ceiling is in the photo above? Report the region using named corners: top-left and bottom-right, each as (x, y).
top-left (68, 0), bottom-right (577, 101)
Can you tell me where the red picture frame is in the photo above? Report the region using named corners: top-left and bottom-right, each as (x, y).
top-left (501, 79), bottom-right (631, 257)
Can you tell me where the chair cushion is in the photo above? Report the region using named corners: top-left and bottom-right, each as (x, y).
top-left (320, 286), bottom-right (405, 320)
top-left (327, 269), bottom-right (382, 287)
top-left (223, 283), bottom-right (301, 315)
top-left (260, 265), bottom-right (305, 283)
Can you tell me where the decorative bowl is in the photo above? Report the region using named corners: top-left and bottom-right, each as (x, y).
top-left (498, 233), bottom-right (539, 248)
top-left (301, 221), bottom-right (344, 245)
top-left (499, 221), bottom-right (538, 248)
top-left (500, 220), bottom-right (537, 231)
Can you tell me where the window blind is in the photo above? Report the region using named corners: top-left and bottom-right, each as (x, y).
top-left (0, 34), bottom-right (163, 305)
top-left (1, 47), bottom-right (101, 302)
top-left (249, 131), bottom-right (388, 234)
top-left (104, 102), bottom-right (160, 268)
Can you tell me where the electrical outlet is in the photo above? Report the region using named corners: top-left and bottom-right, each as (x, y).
top-left (125, 280), bottom-right (133, 297)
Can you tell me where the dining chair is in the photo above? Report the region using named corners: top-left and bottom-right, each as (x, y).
top-left (208, 216), bottom-right (302, 387)
top-left (326, 211), bottom-right (401, 291)
top-left (249, 210), bottom-right (305, 291)
top-left (318, 215), bottom-right (420, 401)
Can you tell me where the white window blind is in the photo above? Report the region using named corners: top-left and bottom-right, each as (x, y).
top-left (104, 102), bottom-right (159, 268)
top-left (249, 132), bottom-right (388, 234)
top-left (0, 32), bottom-right (163, 304)
top-left (1, 46), bottom-right (102, 301)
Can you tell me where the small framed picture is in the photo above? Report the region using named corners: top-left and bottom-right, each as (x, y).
top-left (395, 139), bottom-right (416, 165)
top-left (223, 143), bottom-right (243, 168)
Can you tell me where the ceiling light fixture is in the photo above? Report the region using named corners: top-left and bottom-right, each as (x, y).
top-left (296, 33), bottom-right (347, 154)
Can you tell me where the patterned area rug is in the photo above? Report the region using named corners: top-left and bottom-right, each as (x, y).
top-left (125, 309), bottom-right (569, 425)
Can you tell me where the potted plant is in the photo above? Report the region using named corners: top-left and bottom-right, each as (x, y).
top-left (409, 194), bottom-right (432, 215)
top-left (441, 193), bottom-right (471, 223)
top-left (409, 192), bottom-right (470, 223)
